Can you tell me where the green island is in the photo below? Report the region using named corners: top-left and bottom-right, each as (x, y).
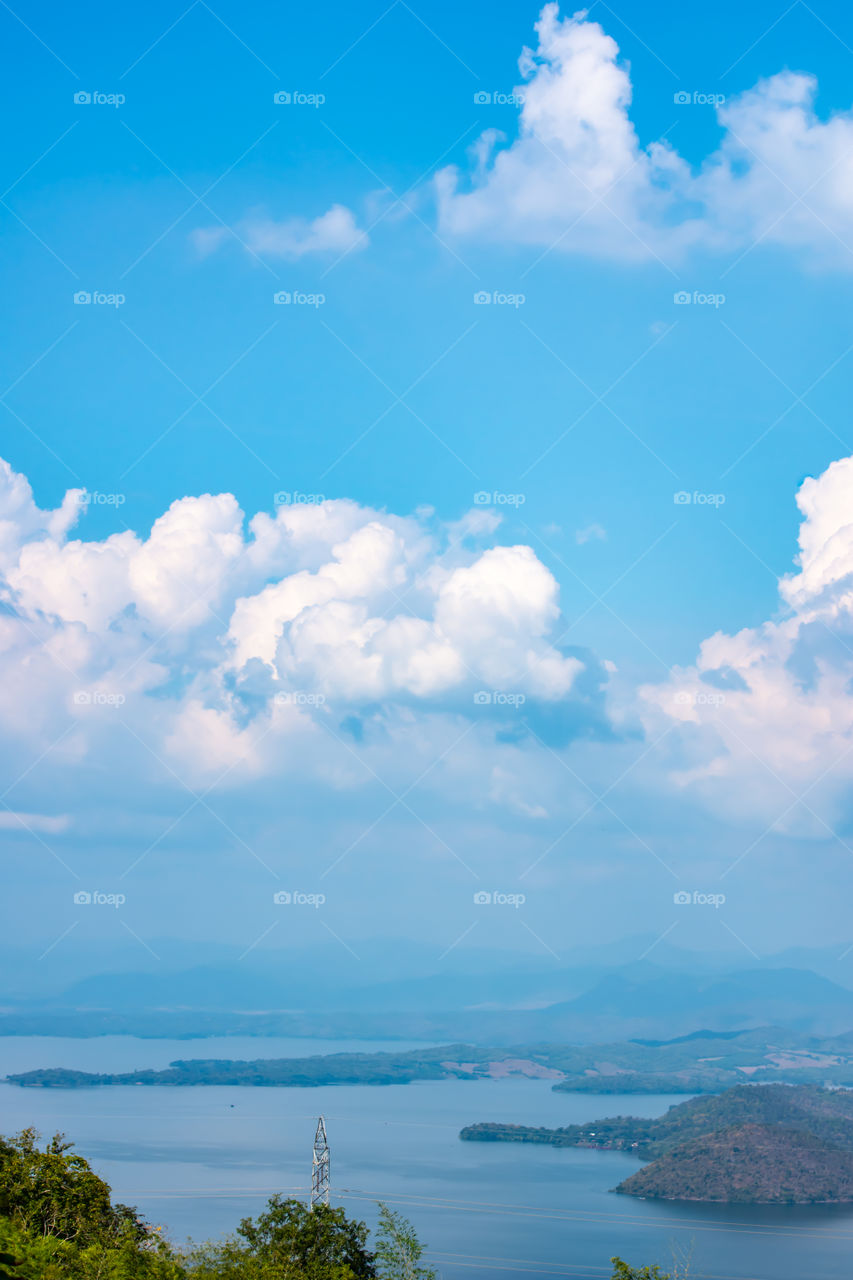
top-left (460, 1083), bottom-right (853, 1203)
top-left (10, 1026), bottom-right (853, 1092)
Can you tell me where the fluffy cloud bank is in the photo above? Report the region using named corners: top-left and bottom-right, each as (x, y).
top-left (10, 449), bottom-right (853, 849)
top-left (437, 4), bottom-right (853, 266)
top-left (644, 454), bottom-right (853, 833)
top-left (0, 459), bottom-right (595, 808)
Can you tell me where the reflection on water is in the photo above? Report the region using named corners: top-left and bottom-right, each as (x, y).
top-left (2, 1037), bottom-right (853, 1279)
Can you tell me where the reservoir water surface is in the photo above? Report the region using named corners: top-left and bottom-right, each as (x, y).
top-left (1, 1036), bottom-right (851, 1280)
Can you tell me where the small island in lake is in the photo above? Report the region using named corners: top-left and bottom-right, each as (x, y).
top-left (4, 1045), bottom-right (559, 1089)
top-left (460, 1084), bottom-right (853, 1203)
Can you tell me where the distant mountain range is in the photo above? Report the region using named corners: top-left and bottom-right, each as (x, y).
top-left (3, 959), bottom-right (853, 1044)
top-left (3, 938), bottom-right (853, 1043)
top-left (540, 966), bottom-right (853, 1038)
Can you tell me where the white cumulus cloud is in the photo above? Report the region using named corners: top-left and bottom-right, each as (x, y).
top-left (642, 453), bottom-right (853, 832)
top-left (0, 460), bottom-right (597, 807)
top-left (437, 4), bottom-right (853, 268)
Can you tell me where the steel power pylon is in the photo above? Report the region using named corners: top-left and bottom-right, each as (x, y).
top-left (311, 1116), bottom-right (330, 1209)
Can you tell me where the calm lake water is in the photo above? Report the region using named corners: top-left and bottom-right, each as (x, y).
top-left (2, 1036), bottom-right (853, 1280)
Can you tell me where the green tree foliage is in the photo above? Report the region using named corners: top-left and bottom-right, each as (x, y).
top-left (611, 1260), bottom-right (671, 1280)
top-left (0, 1214), bottom-right (186, 1279)
top-left (0, 1250), bottom-right (25, 1279)
top-left (0, 1129), bottom-right (185, 1278)
top-left (373, 1204), bottom-right (435, 1280)
top-left (0, 1128), bottom-right (141, 1246)
top-left (188, 1197), bottom-right (376, 1279)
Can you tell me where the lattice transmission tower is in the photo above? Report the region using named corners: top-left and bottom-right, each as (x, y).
top-left (311, 1116), bottom-right (330, 1209)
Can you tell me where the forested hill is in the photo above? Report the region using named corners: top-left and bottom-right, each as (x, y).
top-left (617, 1124), bottom-right (853, 1203)
top-left (460, 1084), bottom-right (853, 1203)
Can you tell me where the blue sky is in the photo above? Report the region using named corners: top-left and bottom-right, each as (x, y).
top-left (4, 0), bottom-right (853, 981)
